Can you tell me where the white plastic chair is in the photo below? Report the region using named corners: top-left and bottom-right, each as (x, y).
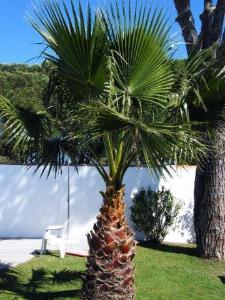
top-left (40, 219), bottom-right (70, 258)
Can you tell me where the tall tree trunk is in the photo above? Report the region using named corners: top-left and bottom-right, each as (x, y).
top-left (200, 1), bottom-right (215, 49)
top-left (82, 185), bottom-right (136, 300)
top-left (174, 0), bottom-right (225, 52)
top-left (194, 126), bottom-right (225, 260)
top-left (173, 0), bottom-right (198, 55)
top-left (211, 0), bottom-right (225, 44)
top-left (194, 165), bottom-right (206, 248)
top-left (174, 0), bottom-right (225, 260)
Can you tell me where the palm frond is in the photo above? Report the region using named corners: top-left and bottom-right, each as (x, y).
top-left (170, 46), bottom-right (225, 127)
top-left (103, 0), bottom-right (174, 107)
top-left (30, 0), bottom-right (108, 97)
top-left (76, 103), bottom-right (204, 176)
top-left (195, 72), bottom-right (225, 123)
top-left (0, 96), bottom-right (50, 156)
top-left (178, 48), bottom-right (225, 125)
top-left (31, 136), bottom-right (78, 177)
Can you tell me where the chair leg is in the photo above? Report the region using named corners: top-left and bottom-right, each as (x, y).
top-left (40, 238), bottom-right (45, 257)
top-left (40, 238), bottom-right (48, 257)
top-left (60, 240), bottom-right (65, 258)
top-left (43, 239), bottom-right (48, 255)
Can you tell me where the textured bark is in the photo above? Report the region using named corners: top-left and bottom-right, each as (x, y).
top-left (200, 1), bottom-right (215, 49)
top-left (194, 165), bottom-right (206, 247)
top-left (82, 185), bottom-right (136, 300)
top-left (174, 0), bottom-right (225, 52)
top-left (173, 0), bottom-right (198, 55)
top-left (211, 0), bottom-right (225, 44)
top-left (194, 126), bottom-right (225, 260)
top-left (205, 0), bottom-right (213, 9)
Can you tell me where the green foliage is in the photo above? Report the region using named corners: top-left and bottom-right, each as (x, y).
top-left (0, 64), bottom-right (52, 162)
top-left (0, 64), bottom-right (49, 110)
top-left (130, 187), bottom-right (180, 242)
top-left (171, 48), bottom-right (225, 129)
top-left (0, 1), bottom-right (205, 181)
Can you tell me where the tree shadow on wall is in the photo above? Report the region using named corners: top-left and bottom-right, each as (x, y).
top-left (138, 241), bottom-right (198, 257)
top-left (0, 267), bottom-right (83, 299)
top-left (176, 202), bottom-right (196, 243)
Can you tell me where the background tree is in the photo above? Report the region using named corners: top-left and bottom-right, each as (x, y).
top-left (174, 0), bottom-right (225, 260)
top-left (0, 64), bottom-right (49, 109)
top-left (0, 63), bottom-right (98, 164)
top-left (0, 64), bottom-right (49, 162)
top-left (174, 0), bottom-right (225, 53)
top-left (0, 1), bottom-right (203, 299)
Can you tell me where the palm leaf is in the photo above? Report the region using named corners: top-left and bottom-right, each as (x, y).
top-left (76, 103), bottom-right (204, 176)
top-left (31, 136), bottom-right (79, 177)
top-left (0, 96), bottom-right (50, 156)
top-left (104, 0), bottom-right (174, 107)
top-left (30, 0), bottom-right (108, 98)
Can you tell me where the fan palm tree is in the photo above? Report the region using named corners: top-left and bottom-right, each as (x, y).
top-left (0, 1), bottom-right (203, 299)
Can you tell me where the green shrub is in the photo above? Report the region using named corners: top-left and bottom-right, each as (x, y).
top-left (130, 187), bottom-right (180, 243)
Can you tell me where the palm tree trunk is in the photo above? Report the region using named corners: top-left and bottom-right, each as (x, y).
top-left (194, 126), bottom-right (225, 260)
top-left (82, 185), bottom-right (136, 300)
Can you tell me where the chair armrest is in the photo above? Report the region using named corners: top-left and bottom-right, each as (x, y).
top-left (46, 225), bottom-right (63, 230)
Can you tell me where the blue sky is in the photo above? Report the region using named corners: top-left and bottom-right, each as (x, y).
top-left (0, 0), bottom-right (203, 64)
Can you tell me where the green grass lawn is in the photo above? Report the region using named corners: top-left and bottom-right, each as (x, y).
top-left (0, 243), bottom-right (225, 299)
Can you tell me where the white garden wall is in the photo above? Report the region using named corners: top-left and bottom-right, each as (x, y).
top-left (0, 165), bottom-right (196, 247)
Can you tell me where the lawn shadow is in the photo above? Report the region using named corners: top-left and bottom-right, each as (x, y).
top-left (219, 276), bottom-right (225, 284)
top-left (0, 266), bottom-right (83, 299)
top-left (138, 241), bottom-right (198, 257)
top-left (0, 262), bottom-right (12, 270)
top-left (34, 250), bottom-right (59, 258)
